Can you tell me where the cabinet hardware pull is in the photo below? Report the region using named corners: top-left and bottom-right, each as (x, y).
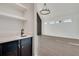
top-left (22, 46), bottom-right (24, 48)
top-left (18, 44), bottom-right (20, 48)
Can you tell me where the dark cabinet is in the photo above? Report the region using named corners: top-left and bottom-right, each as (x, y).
top-left (0, 37), bottom-right (32, 56)
top-left (20, 37), bottom-right (32, 56)
top-left (2, 40), bottom-right (18, 56)
top-left (0, 44), bottom-right (2, 56)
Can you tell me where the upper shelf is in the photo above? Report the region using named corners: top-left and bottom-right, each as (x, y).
top-left (15, 3), bottom-right (27, 11)
top-left (0, 12), bottom-right (26, 20)
top-left (0, 3), bottom-right (27, 21)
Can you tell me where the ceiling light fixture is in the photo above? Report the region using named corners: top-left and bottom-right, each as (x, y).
top-left (40, 3), bottom-right (50, 15)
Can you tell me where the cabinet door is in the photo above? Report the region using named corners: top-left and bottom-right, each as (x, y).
top-left (0, 44), bottom-right (2, 56)
top-left (2, 40), bottom-right (18, 56)
top-left (21, 37), bottom-right (32, 56)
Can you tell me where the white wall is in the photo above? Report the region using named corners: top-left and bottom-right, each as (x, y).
top-left (0, 3), bottom-right (24, 38)
top-left (36, 3), bottom-right (79, 38)
top-left (43, 15), bottom-right (79, 36)
top-left (0, 3), bottom-right (34, 38)
top-left (0, 16), bottom-right (22, 38)
top-left (23, 3), bottom-right (34, 35)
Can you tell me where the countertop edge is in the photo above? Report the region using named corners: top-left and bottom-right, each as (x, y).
top-left (0, 35), bottom-right (33, 44)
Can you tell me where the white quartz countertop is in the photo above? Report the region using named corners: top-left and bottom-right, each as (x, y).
top-left (0, 35), bottom-right (32, 43)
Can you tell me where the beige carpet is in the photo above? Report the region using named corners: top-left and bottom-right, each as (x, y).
top-left (38, 35), bottom-right (79, 56)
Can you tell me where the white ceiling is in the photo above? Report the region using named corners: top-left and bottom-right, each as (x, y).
top-left (36, 3), bottom-right (79, 21)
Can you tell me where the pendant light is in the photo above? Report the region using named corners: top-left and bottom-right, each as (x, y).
top-left (40, 3), bottom-right (50, 15)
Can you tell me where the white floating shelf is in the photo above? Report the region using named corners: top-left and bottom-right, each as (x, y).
top-left (0, 3), bottom-right (27, 20)
top-left (15, 3), bottom-right (27, 11)
top-left (0, 3), bottom-right (27, 12)
top-left (0, 12), bottom-right (26, 21)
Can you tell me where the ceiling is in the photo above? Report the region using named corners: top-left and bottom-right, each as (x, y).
top-left (36, 3), bottom-right (79, 21)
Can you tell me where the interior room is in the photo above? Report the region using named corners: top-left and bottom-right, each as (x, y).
top-left (0, 3), bottom-right (79, 56)
top-left (36, 3), bottom-right (79, 56)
